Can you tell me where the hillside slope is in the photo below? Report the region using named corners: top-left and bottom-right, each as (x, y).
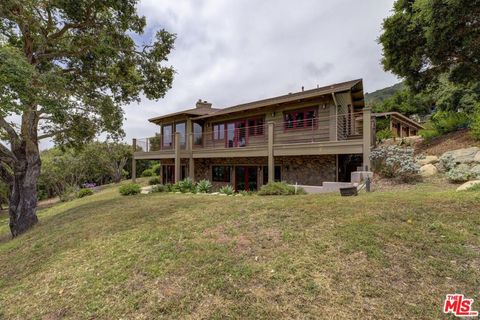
top-left (0, 183), bottom-right (479, 319)
top-left (365, 82), bottom-right (404, 105)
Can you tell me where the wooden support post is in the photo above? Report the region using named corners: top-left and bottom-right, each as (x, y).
top-left (132, 138), bottom-right (137, 183)
top-left (362, 109), bottom-right (372, 171)
top-left (188, 132), bottom-right (194, 180)
top-left (174, 132), bottom-right (181, 183)
top-left (268, 122), bottom-right (274, 183)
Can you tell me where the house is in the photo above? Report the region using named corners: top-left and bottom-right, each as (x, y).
top-left (132, 79), bottom-right (373, 191)
top-left (373, 112), bottom-right (424, 138)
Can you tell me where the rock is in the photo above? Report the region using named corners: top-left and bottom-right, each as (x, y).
top-left (471, 165), bottom-right (480, 179)
top-left (441, 147), bottom-right (480, 165)
top-left (456, 180), bottom-right (480, 192)
top-left (140, 186), bottom-right (152, 194)
top-left (417, 156), bottom-right (439, 166)
top-left (419, 164), bottom-right (438, 177)
top-left (475, 152), bottom-right (480, 163)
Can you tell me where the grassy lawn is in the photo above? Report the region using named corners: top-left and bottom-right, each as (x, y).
top-left (0, 183), bottom-right (479, 319)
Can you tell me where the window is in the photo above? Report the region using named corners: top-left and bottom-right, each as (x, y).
top-left (284, 109), bottom-right (317, 130)
top-left (262, 166), bottom-right (282, 184)
top-left (193, 123), bottom-right (203, 146)
top-left (248, 118), bottom-right (264, 136)
top-left (212, 166), bottom-right (231, 182)
top-left (213, 123), bottom-right (225, 140)
top-left (162, 124), bottom-right (173, 148)
top-left (175, 122), bottom-right (186, 147)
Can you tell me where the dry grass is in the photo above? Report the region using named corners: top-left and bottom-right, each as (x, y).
top-left (415, 129), bottom-right (480, 156)
top-left (0, 182), bottom-right (479, 319)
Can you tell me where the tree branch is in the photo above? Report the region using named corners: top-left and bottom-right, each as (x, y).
top-left (0, 142), bottom-right (17, 163)
top-left (0, 117), bottom-right (20, 142)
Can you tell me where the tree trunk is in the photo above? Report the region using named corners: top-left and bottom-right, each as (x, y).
top-left (9, 144), bottom-right (41, 238)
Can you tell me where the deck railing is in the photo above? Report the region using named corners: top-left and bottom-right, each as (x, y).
top-left (134, 111), bottom-right (365, 153)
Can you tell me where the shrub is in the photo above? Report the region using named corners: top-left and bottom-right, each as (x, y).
top-left (446, 164), bottom-right (472, 183)
top-left (196, 179), bottom-right (212, 193)
top-left (119, 183), bottom-right (141, 196)
top-left (148, 176), bottom-right (161, 185)
top-left (466, 184), bottom-right (480, 192)
top-left (165, 183), bottom-right (178, 192)
top-left (151, 184), bottom-right (167, 193)
top-left (77, 188), bottom-right (94, 198)
top-left (59, 185), bottom-right (77, 202)
top-left (439, 154), bottom-right (456, 172)
top-left (472, 108), bottom-right (480, 140)
top-left (258, 182), bottom-right (306, 195)
top-left (370, 146), bottom-right (420, 182)
top-left (431, 111), bottom-right (470, 135)
top-left (151, 163), bottom-right (161, 175)
top-left (219, 185), bottom-right (234, 195)
top-left (419, 128), bottom-right (441, 141)
top-left (82, 182), bottom-right (97, 189)
top-left (141, 169), bottom-right (155, 177)
top-left (376, 128), bottom-right (393, 141)
top-left (177, 178), bottom-right (196, 193)
top-left (239, 190), bottom-right (255, 196)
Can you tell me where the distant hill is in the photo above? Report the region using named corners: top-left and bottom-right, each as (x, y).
top-left (365, 82), bottom-right (404, 105)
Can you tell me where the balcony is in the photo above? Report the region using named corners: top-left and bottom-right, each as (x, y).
top-left (133, 110), bottom-right (370, 160)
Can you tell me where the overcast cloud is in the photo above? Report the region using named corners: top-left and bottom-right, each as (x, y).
top-left (106, 0), bottom-right (400, 143)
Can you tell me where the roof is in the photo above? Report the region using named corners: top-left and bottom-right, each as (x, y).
top-left (148, 107), bottom-right (219, 123)
top-left (147, 79), bottom-right (363, 123)
top-left (194, 79), bottom-right (363, 120)
top-left (373, 112), bottom-right (425, 129)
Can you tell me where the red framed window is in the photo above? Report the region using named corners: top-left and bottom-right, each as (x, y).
top-left (212, 123), bottom-right (225, 140)
top-left (248, 118), bottom-right (264, 136)
top-left (284, 109), bottom-right (317, 130)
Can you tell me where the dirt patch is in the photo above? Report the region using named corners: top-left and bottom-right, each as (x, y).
top-left (415, 129), bottom-right (480, 156)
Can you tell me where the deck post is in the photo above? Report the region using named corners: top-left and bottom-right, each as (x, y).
top-left (132, 138), bottom-right (137, 183)
top-left (362, 109), bottom-right (372, 171)
top-left (268, 121), bottom-right (274, 183)
top-left (188, 132), bottom-right (194, 180)
top-left (174, 132), bottom-right (181, 183)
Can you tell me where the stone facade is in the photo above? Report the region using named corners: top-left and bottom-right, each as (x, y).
top-left (191, 155), bottom-right (336, 189)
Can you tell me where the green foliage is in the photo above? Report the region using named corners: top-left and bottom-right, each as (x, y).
top-left (196, 179), bottom-right (212, 193)
top-left (419, 128), bottom-right (441, 141)
top-left (77, 188), bottom-right (94, 198)
top-left (376, 129), bottom-right (393, 141)
top-left (219, 185), bottom-right (235, 195)
top-left (446, 164), bottom-right (472, 183)
top-left (258, 182), bottom-right (305, 196)
top-left (59, 185), bottom-right (78, 202)
top-left (239, 190), bottom-right (255, 196)
top-left (370, 88), bottom-right (432, 116)
top-left (365, 82), bottom-right (405, 105)
top-left (151, 185), bottom-right (167, 193)
top-left (164, 184), bottom-right (178, 193)
top-left (119, 184), bottom-right (141, 196)
top-left (471, 107), bottom-right (480, 140)
top-left (151, 163), bottom-right (161, 176)
top-left (148, 176), bottom-right (161, 186)
top-left (380, 0), bottom-right (480, 89)
top-left (370, 146), bottom-right (420, 182)
top-left (177, 178), bottom-right (195, 193)
top-left (466, 184), bottom-right (480, 192)
top-left (430, 111), bottom-right (470, 135)
top-left (141, 169), bottom-right (155, 177)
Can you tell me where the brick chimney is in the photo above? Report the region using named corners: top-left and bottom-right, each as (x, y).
top-left (196, 99), bottom-right (212, 109)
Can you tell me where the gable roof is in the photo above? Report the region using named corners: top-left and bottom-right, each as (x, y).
top-left (193, 79), bottom-right (363, 120)
top-left (147, 79), bottom-right (364, 124)
top-left (373, 112), bottom-right (425, 129)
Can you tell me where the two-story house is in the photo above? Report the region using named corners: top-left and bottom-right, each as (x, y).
top-left (132, 79), bottom-right (372, 191)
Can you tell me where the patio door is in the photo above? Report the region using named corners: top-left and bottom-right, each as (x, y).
top-left (235, 166), bottom-right (257, 191)
top-left (226, 121), bottom-right (247, 148)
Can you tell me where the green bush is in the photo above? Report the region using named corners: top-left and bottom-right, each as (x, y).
top-left (119, 183), bottom-right (141, 196)
top-left (431, 111), bottom-right (470, 135)
top-left (219, 185), bottom-right (234, 195)
top-left (165, 183), bottom-right (178, 192)
top-left (239, 190), bottom-right (255, 196)
top-left (148, 176), bottom-right (161, 185)
top-left (466, 184), bottom-right (480, 192)
top-left (59, 185), bottom-right (77, 202)
top-left (419, 128), bottom-right (441, 141)
top-left (472, 109), bottom-right (480, 140)
top-left (196, 179), bottom-right (212, 193)
top-left (77, 188), bottom-right (94, 198)
top-left (151, 184), bottom-right (167, 193)
top-left (446, 164), bottom-right (472, 183)
top-left (258, 182), bottom-right (305, 196)
top-left (141, 169), bottom-right (155, 177)
top-left (151, 163), bottom-right (161, 175)
top-left (177, 178), bottom-right (195, 193)
top-left (376, 128), bottom-right (393, 141)
top-left (370, 146), bottom-right (420, 182)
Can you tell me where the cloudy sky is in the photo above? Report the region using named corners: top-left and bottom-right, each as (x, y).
top-left (123, 0), bottom-right (400, 142)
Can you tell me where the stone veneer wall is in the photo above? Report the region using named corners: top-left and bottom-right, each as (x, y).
top-left (193, 155), bottom-right (337, 188)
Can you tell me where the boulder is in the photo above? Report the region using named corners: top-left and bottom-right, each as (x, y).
top-left (417, 155), bottom-right (439, 166)
top-left (140, 186), bottom-right (152, 194)
top-left (441, 147), bottom-right (480, 165)
top-left (471, 165), bottom-right (480, 179)
top-left (475, 152), bottom-right (480, 163)
top-left (419, 164), bottom-right (438, 177)
top-left (456, 180), bottom-right (480, 192)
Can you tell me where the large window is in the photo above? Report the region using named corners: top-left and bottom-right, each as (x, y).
top-left (284, 109), bottom-right (317, 130)
top-left (162, 124), bottom-right (173, 148)
top-left (248, 118), bottom-right (264, 136)
top-left (212, 166), bottom-right (231, 182)
top-left (175, 122), bottom-right (186, 147)
top-left (213, 123), bottom-right (225, 140)
top-left (193, 123), bottom-right (203, 146)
